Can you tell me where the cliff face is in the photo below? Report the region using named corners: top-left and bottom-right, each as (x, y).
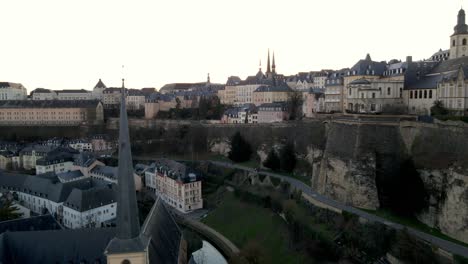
top-left (207, 120), bottom-right (468, 243)
top-left (400, 122), bottom-right (468, 243)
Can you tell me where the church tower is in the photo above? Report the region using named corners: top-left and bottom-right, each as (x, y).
top-left (105, 79), bottom-right (149, 264)
top-left (450, 9), bottom-right (468, 59)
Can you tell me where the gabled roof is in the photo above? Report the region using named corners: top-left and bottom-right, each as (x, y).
top-left (349, 54), bottom-right (386, 76)
top-left (94, 79), bottom-right (107, 89)
top-left (0, 228), bottom-right (116, 263)
top-left (64, 185), bottom-right (116, 212)
top-left (0, 215), bottom-right (61, 234)
top-left (141, 197), bottom-right (182, 264)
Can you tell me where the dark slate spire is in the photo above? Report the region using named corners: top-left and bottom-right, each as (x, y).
top-left (94, 79), bottom-right (107, 89)
top-left (272, 52), bottom-right (276, 73)
top-left (116, 78), bottom-right (140, 239)
top-left (266, 49), bottom-right (271, 73)
top-left (454, 8), bottom-right (468, 35)
top-left (259, 60), bottom-right (262, 72)
top-left (365, 53), bottom-right (372, 61)
top-left (207, 73), bottom-right (210, 84)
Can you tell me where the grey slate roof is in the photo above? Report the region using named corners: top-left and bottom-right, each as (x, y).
top-left (0, 100), bottom-right (101, 109)
top-left (253, 84), bottom-right (292, 93)
top-left (0, 82), bottom-right (25, 90)
top-left (0, 228), bottom-right (116, 263)
top-left (142, 197), bottom-right (182, 264)
top-left (91, 165), bottom-right (117, 179)
top-left (0, 215), bottom-right (61, 234)
top-left (94, 79), bottom-right (107, 89)
top-left (64, 186), bottom-right (116, 212)
top-left (349, 54), bottom-right (386, 76)
top-left (57, 170), bottom-right (85, 182)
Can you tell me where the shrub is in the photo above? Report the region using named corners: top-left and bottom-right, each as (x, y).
top-left (279, 143), bottom-right (296, 173)
top-left (228, 132), bottom-right (253, 163)
top-left (263, 149), bottom-right (280, 171)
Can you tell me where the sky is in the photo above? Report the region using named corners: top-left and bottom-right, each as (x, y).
top-left (0, 0), bottom-right (465, 92)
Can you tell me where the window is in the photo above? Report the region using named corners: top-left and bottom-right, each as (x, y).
top-left (372, 93), bottom-right (375, 98)
top-left (122, 260), bottom-right (131, 264)
top-left (424, 90), bottom-right (427, 98)
top-left (387, 87), bottom-right (391, 95)
top-left (399, 88), bottom-right (402, 98)
top-left (419, 90), bottom-right (422, 98)
top-left (464, 38), bottom-right (467, 46)
top-left (453, 39), bottom-right (456, 47)
top-left (414, 91), bottom-right (418, 99)
top-left (429, 90), bottom-right (433, 98)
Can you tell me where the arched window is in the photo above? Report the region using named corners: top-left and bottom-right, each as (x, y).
top-left (463, 38), bottom-right (467, 46)
top-left (410, 91), bottom-right (413, 99)
top-left (453, 39), bottom-right (456, 47)
top-left (387, 87), bottom-right (391, 95)
top-left (122, 260), bottom-right (131, 264)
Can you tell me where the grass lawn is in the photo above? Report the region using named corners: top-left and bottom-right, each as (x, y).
top-left (361, 208), bottom-right (468, 248)
top-left (202, 192), bottom-right (308, 264)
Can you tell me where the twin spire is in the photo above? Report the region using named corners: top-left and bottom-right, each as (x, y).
top-left (265, 49), bottom-right (276, 74)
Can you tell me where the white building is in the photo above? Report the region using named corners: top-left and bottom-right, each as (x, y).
top-left (145, 159), bottom-right (203, 213)
top-left (0, 172), bottom-right (117, 229)
top-left (0, 82), bottom-right (27, 100)
top-left (56, 89), bottom-right (92, 100)
top-left (31, 88), bottom-right (58, 100)
top-left (68, 139), bottom-right (93, 152)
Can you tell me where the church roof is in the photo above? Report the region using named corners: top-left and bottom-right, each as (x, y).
top-left (142, 197), bottom-right (182, 264)
top-left (0, 228), bottom-right (116, 263)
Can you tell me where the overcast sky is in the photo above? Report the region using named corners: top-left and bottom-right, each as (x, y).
top-left (0, 0), bottom-right (464, 91)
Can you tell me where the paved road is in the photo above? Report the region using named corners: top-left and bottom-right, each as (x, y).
top-left (209, 161), bottom-right (468, 258)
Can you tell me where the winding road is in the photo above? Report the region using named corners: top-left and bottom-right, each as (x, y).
top-left (208, 161), bottom-right (468, 258)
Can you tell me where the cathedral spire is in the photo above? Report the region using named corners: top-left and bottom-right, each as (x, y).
top-left (116, 77), bottom-right (140, 239)
top-left (266, 49), bottom-right (271, 73)
top-left (259, 60), bottom-right (262, 72)
top-left (272, 52), bottom-right (276, 73)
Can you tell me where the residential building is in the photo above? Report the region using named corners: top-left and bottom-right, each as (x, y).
top-left (0, 151), bottom-right (14, 170)
top-left (0, 82), bottom-right (27, 100)
top-left (56, 89), bottom-right (92, 100)
top-left (257, 102), bottom-right (289, 123)
top-left (127, 89), bottom-right (146, 110)
top-left (91, 134), bottom-right (114, 152)
top-left (19, 145), bottom-right (56, 170)
top-left (35, 150), bottom-right (76, 175)
top-left (0, 100), bottom-right (104, 126)
top-left (221, 104), bottom-right (257, 124)
top-left (144, 93), bottom-right (177, 119)
top-left (67, 139), bottom-right (93, 152)
top-left (145, 159), bottom-right (203, 213)
top-left (343, 54), bottom-right (387, 112)
top-left (252, 84), bottom-right (292, 106)
top-left (437, 66), bottom-right (468, 115)
top-left (102, 87), bottom-right (122, 109)
top-left (303, 89), bottom-right (325, 117)
top-left (31, 88), bottom-right (57, 100)
top-left (0, 80), bottom-right (185, 264)
top-left (324, 69), bottom-right (347, 112)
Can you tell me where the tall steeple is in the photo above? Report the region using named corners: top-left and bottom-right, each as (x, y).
top-left (259, 60), bottom-right (262, 72)
top-left (272, 52), bottom-right (276, 73)
top-left (266, 49), bottom-right (271, 73)
top-left (454, 8), bottom-right (468, 35)
top-left (115, 78), bottom-right (140, 239)
top-left (207, 73), bottom-right (210, 84)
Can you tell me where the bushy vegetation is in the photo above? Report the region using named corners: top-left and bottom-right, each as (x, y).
top-left (156, 96), bottom-right (226, 120)
top-left (228, 132), bottom-right (252, 163)
top-left (286, 91), bottom-right (303, 120)
top-left (0, 199), bottom-right (22, 221)
top-left (263, 143), bottom-right (296, 173)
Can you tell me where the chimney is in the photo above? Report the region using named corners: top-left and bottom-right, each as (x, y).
top-left (406, 56), bottom-right (413, 63)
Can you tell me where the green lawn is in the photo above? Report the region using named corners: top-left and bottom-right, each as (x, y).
top-left (361, 208), bottom-right (468, 248)
top-left (202, 192), bottom-right (308, 264)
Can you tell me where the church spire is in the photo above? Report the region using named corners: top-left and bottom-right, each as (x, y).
top-left (259, 60), bottom-right (262, 72)
top-left (272, 52), bottom-right (276, 73)
top-left (266, 49), bottom-right (271, 73)
top-left (116, 77), bottom-right (140, 239)
top-left (454, 8), bottom-right (468, 35)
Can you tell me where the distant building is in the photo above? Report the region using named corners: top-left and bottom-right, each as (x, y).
top-left (257, 102), bottom-right (289, 123)
top-left (30, 88), bottom-right (57, 100)
top-left (0, 82), bottom-right (27, 100)
top-left (145, 159), bottom-right (203, 213)
top-left (35, 149), bottom-right (76, 175)
top-left (0, 100), bottom-right (104, 126)
top-left (92, 79), bottom-right (107, 100)
top-left (303, 89), bottom-right (325, 117)
top-left (324, 69), bottom-right (347, 112)
top-left (127, 89), bottom-right (146, 110)
top-left (252, 84), bottom-right (292, 106)
top-left (221, 104), bottom-right (257, 124)
top-left (56, 89), bottom-right (92, 100)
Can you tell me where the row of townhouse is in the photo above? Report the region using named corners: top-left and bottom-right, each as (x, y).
top-left (144, 159), bottom-right (203, 213)
top-left (0, 171), bottom-right (116, 229)
top-left (218, 9), bottom-right (468, 117)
